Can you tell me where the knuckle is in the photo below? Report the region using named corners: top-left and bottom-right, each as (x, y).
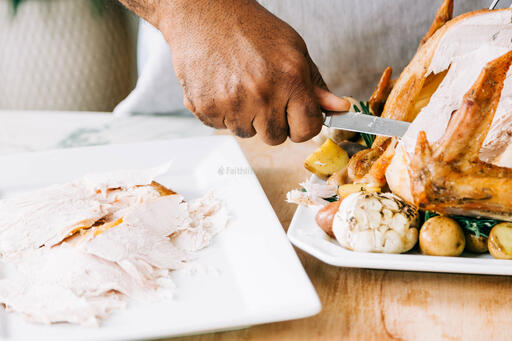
top-left (193, 97), bottom-right (216, 115)
top-left (279, 53), bottom-right (308, 81)
top-left (192, 99), bottom-right (226, 129)
top-left (196, 113), bottom-right (224, 129)
top-left (224, 112), bottom-right (255, 139)
top-left (263, 116), bottom-right (288, 145)
top-left (245, 73), bottom-right (271, 102)
top-left (217, 84), bottom-right (245, 111)
top-left (233, 126), bottom-right (256, 138)
top-left (265, 134), bottom-right (287, 146)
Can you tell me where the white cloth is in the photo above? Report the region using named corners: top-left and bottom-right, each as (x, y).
top-left (114, 0), bottom-right (493, 116)
top-left (114, 21), bottom-right (182, 116)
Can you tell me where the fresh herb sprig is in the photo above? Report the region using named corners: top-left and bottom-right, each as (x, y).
top-left (353, 101), bottom-right (375, 148)
top-left (423, 211), bottom-right (499, 239)
top-left (451, 216), bottom-right (498, 239)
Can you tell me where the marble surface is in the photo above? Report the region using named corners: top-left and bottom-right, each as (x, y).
top-left (0, 110), bottom-right (214, 155)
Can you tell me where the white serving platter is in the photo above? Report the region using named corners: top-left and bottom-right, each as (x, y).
top-left (288, 203), bottom-right (512, 276)
top-left (0, 136), bottom-right (320, 341)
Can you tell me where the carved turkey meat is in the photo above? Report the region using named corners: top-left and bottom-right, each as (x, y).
top-left (346, 1), bottom-right (512, 220)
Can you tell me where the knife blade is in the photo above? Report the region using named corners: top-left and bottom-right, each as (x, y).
top-left (323, 112), bottom-right (410, 137)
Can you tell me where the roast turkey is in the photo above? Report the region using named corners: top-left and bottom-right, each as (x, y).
top-left (347, 1), bottom-right (512, 220)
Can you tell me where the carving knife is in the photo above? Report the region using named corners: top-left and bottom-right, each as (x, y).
top-left (323, 112), bottom-right (410, 138)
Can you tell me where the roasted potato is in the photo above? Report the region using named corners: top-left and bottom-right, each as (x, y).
top-left (315, 201), bottom-right (342, 238)
top-left (304, 138), bottom-right (349, 179)
top-left (488, 223), bottom-right (512, 260)
top-left (464, 231), bottom-right (488, 254)
top-left (337, 183), bottom-right (380, 200)
top-left (419, 216), bottom-right (465, 256)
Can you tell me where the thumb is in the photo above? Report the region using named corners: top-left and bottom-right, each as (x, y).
top-left (307, 53), bottom-right (350, 112)
top-left (314, 86), bottom-right (351, 112)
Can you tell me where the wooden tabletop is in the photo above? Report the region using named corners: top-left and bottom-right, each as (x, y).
top-left (173, 134), bottom-right (512, 341)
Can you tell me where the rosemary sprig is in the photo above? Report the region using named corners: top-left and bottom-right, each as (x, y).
top-left (423, 211), bottom-right (499, 239)
top-left (354, 101), bottom-right (375, 148)
top-left (451, 216), bottom-right (498, 239)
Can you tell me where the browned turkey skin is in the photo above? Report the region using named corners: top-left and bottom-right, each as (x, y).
top-left (347, 0), bottom-right (456, 185)
top-left (344, 0), bottom-right (512, 221)
top-left (408, 51), bottom-right (512, 220)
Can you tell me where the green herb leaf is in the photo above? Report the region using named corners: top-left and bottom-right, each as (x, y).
top-left (324, 195), bottom-right (339, 202)
top-left (356, 101), bottom-right (375, 148)
top-left (422, 211), bottom-right (498, 239)
top-left (451, 215), bottom-right (498, 239)
top-left (424, 211), bottom-right (438, 222)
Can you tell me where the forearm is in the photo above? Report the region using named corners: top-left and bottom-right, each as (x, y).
top-left (118, 0), bottom-right (261, 44)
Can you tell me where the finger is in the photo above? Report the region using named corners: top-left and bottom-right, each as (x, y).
top-left (213, 86), bottom-right (257, 138)
top-left (194, 111), bottom-right (226, 129)
top-left (306, 54), bottom-right (351, 113)
top-left (223, 113), bottom-right (257, 138)
top-left (253, 107), bottom-right (288, 145)
top-left (314, 86), bottom-right (351, 112)
top-left (186, 97), bottom-right (226, 129)
top-left (286, 87), bottom-right (324, 143)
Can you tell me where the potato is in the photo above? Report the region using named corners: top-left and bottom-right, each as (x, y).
top-left (304, 138), bottom-right (349, 179)
top-left (419, 216), bottom-right (465, 256)
top-left (488, 223), bottom-right (512, 260)
top-left (464, 231), bottom-right (488, 254)
top-left (337, 183), bottom-right (380, 200)
top-left (315, 201), bottom-right (341, 238)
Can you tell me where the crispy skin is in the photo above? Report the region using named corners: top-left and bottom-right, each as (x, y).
top-left (363, 138), bottom-right (398, 186)
top-left (407, 51), bottom-right (512, 220)
top-left (420, 0), bottom-right (453, 46)
top-left (347, 138), bottom-right (391, 183)
top-left (368, 66), bottom-right (393, 116)
top-left (350, 7), bottom-right (504, 186)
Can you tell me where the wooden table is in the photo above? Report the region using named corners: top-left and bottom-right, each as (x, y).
top-left (173, 135), bottom-right (512, 341)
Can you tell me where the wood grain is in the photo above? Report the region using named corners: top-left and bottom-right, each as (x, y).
top-left (170, 133), bottom-right (512, 341)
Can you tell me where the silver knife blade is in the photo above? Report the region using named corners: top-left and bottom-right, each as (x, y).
top-left (324, 112), bottom-right (410, 137)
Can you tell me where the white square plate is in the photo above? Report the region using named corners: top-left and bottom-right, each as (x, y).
top-left (288, 204), bottom-right (512, 276)
top-left (0, 136), bottom-right (320, 341)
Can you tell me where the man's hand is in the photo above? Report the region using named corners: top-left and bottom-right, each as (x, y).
top-left (120, 0), bottom-right (349, 145)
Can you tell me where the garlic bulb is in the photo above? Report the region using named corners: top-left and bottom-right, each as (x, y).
top-left (333, 192), bottom-right (419, 253)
